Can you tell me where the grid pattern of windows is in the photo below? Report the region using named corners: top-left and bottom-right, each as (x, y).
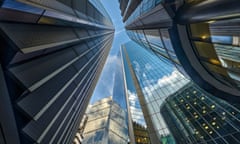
top-left (121, 46), bottom-right (147, 127)
top-left (122, 41), bottom-right (190, 143)
top-left (161, 82), bottom-right (240, 144)
top-left (122, 0), bottom-right (163, 25)
top-left (126, 29), bottom-right (188, 78)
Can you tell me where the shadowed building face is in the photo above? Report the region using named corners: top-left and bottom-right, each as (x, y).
top-left (0, 0), bottom-right (114, 144)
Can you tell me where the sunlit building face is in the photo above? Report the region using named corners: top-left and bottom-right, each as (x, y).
top-left (82, 97), bottom-right (128, 144)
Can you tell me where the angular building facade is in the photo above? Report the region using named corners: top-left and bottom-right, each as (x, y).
top-left (73, 114), bottom-right (88, 144)
top-left (161, 82), bottom-right (240, 144)
top-left (82, 96), bottom-right (128, 144)
top-left (121, 41), bottom-right (189, 144)
top-left (0, 0), bottom-right (114, 144)
top-left (118, 0), bottom-right (240, 101)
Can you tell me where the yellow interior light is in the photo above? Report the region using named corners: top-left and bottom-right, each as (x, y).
top-left (204, 126), bottom-right (209, 130)
top-left (211, 105), bottom-right (215, 109)
top-left (211, 122), bottom-right (216, 126)
top-left (201, 35), bottom-right (207, 39)
top-left (210, 59), bottom-right (220, 65)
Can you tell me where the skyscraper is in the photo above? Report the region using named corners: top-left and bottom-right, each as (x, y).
top-left (121, 41), bottom-right (189, 143)
top-left (113, 52), bottom-right (127, 109)
top-left (118, 0), bottom-right (240, 101)
top-left (82, 96), bottom-right (128, 144)
top-left (73, 114), bottom-right (88, 144)
top-left (161, 82), bottom-right (240, 144)
top-left (0, 0), bottom-right (114, 143)
top-left (120, 48), bottom-right (148, 144)
top-left (121, 40), bottom-right (240, 144)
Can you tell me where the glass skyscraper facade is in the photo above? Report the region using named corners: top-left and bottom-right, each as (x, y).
top-left (121, 48), bottom-right (147, 144)
top-left (118, 0), bottom-right (240, 101)
top-left (121, 41), bottom-right (189, 144)
top-left (121, 40), bottom-right (240, 144)
top-left (0, 0), bottom-right (114, 144)
top-left (113, 52), bottom-right (127, 109)
top-left (161, 82), bottom-right (240, 144)
top-left (82, 96), bottom-right (128, 144)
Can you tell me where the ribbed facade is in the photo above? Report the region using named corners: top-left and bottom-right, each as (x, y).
top-left (161, 82), bottom-right (240, 144)
top-left (0, 0), bottom-right (114, 144)
top-left (118, 0), bottom-right (240, 101)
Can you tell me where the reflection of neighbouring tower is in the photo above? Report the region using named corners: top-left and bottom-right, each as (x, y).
top-left (133, 121), bottom-right (151, 144)
top-left (82, 96), bottom-right (128, 144)
top-left (0, 0), bottom-right (114, 143)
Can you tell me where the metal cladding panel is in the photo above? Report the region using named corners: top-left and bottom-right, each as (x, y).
top-left (17, 66), bottom-right (77, 118)
top-left (0, 8), bottom-right (40, 23)
top-left (0, 65), bottom-right (20, 144)
top-left (0, 23), bottom-right (78, 53)
top-left (9, 48), bottom-right (77, 88)
top-left (0, 0), bottom-right (114, 143)
top-left (19, 0), bottom-right (76, 15)
top-left (22, 83), bottom-right (76, 141)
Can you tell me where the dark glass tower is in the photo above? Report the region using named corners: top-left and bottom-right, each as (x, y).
top-left (161, 82), bottom-right (240, 144)
top-left (0, 0), bottom-right (114, 144)
top-left (118, 0), bottom-right (240, 101)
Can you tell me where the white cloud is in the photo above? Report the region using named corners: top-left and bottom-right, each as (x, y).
top-left (143, 69), bottom-right (190, 100)
top-left (145, 63), bottom-right (152, 71)
top-left (157, 70), bottom-right (183, 87)
top-left (127, 90), bottom-right (146, 127)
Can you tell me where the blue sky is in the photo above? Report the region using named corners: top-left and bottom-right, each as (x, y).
top-left (90, 0), bottom-right (130, 104)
